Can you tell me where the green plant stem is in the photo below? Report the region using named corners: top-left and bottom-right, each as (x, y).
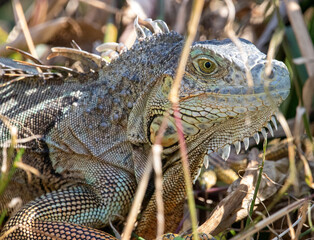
top-left (245, 138), bottom-right (267, 228)
top-left (0, 148), bottom-right (24, 196)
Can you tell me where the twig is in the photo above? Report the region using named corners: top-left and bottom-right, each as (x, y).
top-left (152, 144), bottom-right (164, 237)
top-left (295, 107), bottom-right (314, 188)
top-left (265, 27), bottom-right (284, 76)
top-left (0, 225), bottom-right (19, 240)
top-left (271, 203), bottom-right (314, 240)
top-left (11, 0), bottom-right (45, 76)
top-left (283, 0), bottom-right (314, 77)
top-left (283, 0), bottom-right (314, 117)
top-left (224, 0), bottom-right (254, 89)
top-left (0, 17), bottom-right (80, 57)
top-left (198, 149), bottom-right (260, 235)
top-left (174, 0), bottom-right (189, 34)
top-left (256, 1), bottom-right (287, 50)
top-left (1, 125), bottom-right (17, 174)
top-left (286, 213), bottom-right (295, 239)
top-left (230, 197), bottom-right (312, 240)
top-left (256, 0), bottom-right (299, 215)
top-left (6, 46), bottom-right (43, 65)
top-left (121, 155), bottom-right (153, 240)
top-left (12, 0), bottom-right (38, 59)
top-left (295, 200), bottom-right (309, 239)
top-left (169, 0), bottom-right (204, 104)
top-left (258, 0), bottom-right (299, 213)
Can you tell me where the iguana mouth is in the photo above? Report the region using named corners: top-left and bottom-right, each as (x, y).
top-left (209, 113), bottom-right (278, 160)
top-left (189, 113), bottom-right (280, 183)
top-left (148, 86), bottom-right (288, 157)
top-left (180, 86), bottom-right (290, 98)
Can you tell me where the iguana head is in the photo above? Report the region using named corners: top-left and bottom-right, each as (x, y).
top-left (112, 19), bottom-right (290, 179)
top-left (139, 25), bottom-right (290, 164)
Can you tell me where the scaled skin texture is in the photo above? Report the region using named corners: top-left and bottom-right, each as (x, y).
top-left (0, 20), bottom-right (290, 239)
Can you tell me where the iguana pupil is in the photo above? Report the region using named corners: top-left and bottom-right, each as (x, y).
top-left (204, 61), bottom-right (211, 68)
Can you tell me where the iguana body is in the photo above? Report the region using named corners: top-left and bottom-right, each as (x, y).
top-left (0, 20), bottom-right (290, 239)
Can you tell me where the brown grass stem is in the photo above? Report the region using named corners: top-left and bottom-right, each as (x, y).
top-left (224, 0), bottom-right (254, 89)
top-left (230, 197), bottom-right (311, 240)
top-left (152, 144), bottom-right (164, 237)
top-left (169, 0), bottom-right (204, 104)
top-left (271, 202), bottom-right (314, 240)
top-left (12, 0), bottom-right (38, 59)
top-left (283, 0), bottom-right (314, 77)
top-left (265, 28), bottom-right (284, 76)
top-left (283, 0), bottom-right (314, 117)
top-left (172, 103), bottom-right (198, 239)
top-left (168, 1), bottom-right (204, 239)
top-left (121, 155), bottom-right (153, 240)
top-left (122, 114), bottom-right (170, 239)
top-left (258, 1), bottom-right (299, 214)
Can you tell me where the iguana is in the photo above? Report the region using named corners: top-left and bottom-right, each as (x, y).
top-left (0, 19), bottom-right (290, 239)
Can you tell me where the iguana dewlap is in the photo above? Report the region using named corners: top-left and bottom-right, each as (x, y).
top-left (0, 19), bottom-right (290, 239)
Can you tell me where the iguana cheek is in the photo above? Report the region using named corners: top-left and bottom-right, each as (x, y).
top-left (161, 76), bottom-right (173, 97)
top-left (149, 116), bottom-right (199, 147)
top-left (149, 116), bottom-right (178, 147)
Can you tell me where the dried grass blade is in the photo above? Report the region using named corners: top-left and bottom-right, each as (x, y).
top-left (12, 0), bottom-right (38, 59)
top-left (168, 1), bottom-right (205, 239)
top-left (6, 46), bottom-right (43, 65)
top-left (230, 196), bottom-right (313, 240)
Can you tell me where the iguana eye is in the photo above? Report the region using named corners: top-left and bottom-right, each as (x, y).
top-left (197, 59), bottom-right (216, 74)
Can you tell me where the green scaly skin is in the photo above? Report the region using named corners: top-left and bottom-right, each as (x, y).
top-left (0, 19), bottom-right (290, 239)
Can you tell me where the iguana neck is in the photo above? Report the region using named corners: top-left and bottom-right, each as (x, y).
top-left (95, 32), bottom-right (184, 122)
